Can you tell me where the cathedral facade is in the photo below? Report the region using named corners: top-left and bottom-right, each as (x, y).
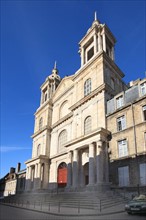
top-left (25, 16), bottom-right (146, 192)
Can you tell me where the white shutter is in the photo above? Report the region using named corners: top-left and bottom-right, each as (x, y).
top-left (118, 140), bottom-right (128, 157)
top-left (121, 116), bottom-right (126, 130)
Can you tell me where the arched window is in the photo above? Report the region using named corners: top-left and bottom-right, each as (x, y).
top-left (84, 116), bottom-right (92, 135)
top-left (58, 130), bottom-right (67, 152)
top-left (37, 144), bottom-right (41, 156)
top-left (84, 78), bottom-right (91, 96)
top-left (59, 101), bottom-right (69, 119)
top-left (39, 117), bottom-right (43, 130)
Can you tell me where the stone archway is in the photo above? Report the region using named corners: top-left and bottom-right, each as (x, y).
top-left (57, 162), bottom-right (67, 188)
top-left (83, 162), bottom-right (89, 185)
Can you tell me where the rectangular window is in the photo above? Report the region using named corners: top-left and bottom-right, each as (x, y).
top-left (117, 116), bottom-right (126, 131)
top-left (140, 82), bottom-right (146, 96)
top-left (118, 166), bottom-right (129, 186)
top-left (143, 105), bottom-right (146, 121)
top-left (118, 139), bottom-right (128, 157)
top-left (116, 96), bottom-right (124, 108)
top-left (140, 163), bottom-right (146, 185)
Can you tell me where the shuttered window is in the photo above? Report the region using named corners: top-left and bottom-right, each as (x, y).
top-left (118, 139), bottom-right (128, 157)
top-left (118, 166), bottom-right (129, 186)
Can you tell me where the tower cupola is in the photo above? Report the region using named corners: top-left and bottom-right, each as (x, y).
top-left (40, 62), bottom-right (61, 106)
top-left (79, 12), bottom-right (116, 66)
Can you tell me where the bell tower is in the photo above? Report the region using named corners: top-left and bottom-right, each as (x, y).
top-left (25, 63), bottom-right (61, 191)
top-left (79, 12), bottom-right (116, 66)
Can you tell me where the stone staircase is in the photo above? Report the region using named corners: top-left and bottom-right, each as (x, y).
top-left (2, 190), bottom-right (128, 212)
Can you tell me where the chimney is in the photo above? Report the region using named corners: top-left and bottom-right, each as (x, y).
top-left (10, 167), bottom-right (15, 174)
top-left (16, 162), bottom-right (21, 173)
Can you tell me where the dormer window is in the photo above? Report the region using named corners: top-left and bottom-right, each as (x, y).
top-left (140, 82), bottom-right (146, 96)
top-left (116, 95), bottom-right (124, 108)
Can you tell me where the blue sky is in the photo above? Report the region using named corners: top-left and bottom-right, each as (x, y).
top-left (1, 0), bottom-right (146, 178)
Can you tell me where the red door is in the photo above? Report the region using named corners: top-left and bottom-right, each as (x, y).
top-left (57, 167), bottom-right (67, 188)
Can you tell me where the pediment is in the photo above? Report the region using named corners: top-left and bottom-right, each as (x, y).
top-left (53, 75), bottom-right (74, 100)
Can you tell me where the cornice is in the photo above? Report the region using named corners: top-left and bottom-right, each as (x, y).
top-left (79, 23), bottom-right (103, 45)
top-left (35, 100), bottom-right (53, 115)
top-left (52, 112), bottom-right (73, 129)
top-left (50, 151), bottom-right (68, 160)
top-left (64, 127), bottom-right (110, 148)
top-left (73, 51), bottom-right (103, 81)
top-left (25, 155), bottom-right (49, 165)
top-left (31, 125), bottom-right (51, 138)
top-left (69, 84), bottom-right (105, 111)
top-left (106, 95), bottom-right (146, 117)
top-left (103, 52), bottom-right (125, 78)
top-left (53, 85), bottom-right (74, 103)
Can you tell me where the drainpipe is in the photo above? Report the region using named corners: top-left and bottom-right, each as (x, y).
top-left (131, 103), bottom-right (140, 195)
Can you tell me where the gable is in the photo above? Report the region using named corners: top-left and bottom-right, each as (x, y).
top-left (53, 75), bottom-right (74, 101)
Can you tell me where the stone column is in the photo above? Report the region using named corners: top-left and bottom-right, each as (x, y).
top-left (98, 32), bottom-right (102, 51)
top-left (72, 149), bottom-right (78, 187)
top-left (38, 163), bottom-right (41, 178)
top-left (96, 141), bottom-right (102, 184)
top-left (34, 164), bottom-right (38, 178)
top-left (67, 151), bottom-right (72, 187)
top-left (25, 166), bottom-right (30, 191)
top-left (94, 34), bottom-right (97, 54)
top-left (26, 167), bottom-right (30, 179)
top-left (81, 47), bottom-right (85, 66)
top-left (102, 32), bottom-right (106, 52)
top-left (89, 143), bottom-right (95, 185)
top-left (34, 163), bottom-right (38, 189)
top-left (37, 163), bottom-right (41, 189)
top-left (40, 92), bottom-right (44, 105)
top-left (105, 142), bottom-right (109, 183)
top-left (79, 150), bottom-right (84, 186)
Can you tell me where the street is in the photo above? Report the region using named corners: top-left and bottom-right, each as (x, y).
top-left (0, 204), bottom-right (146, 220)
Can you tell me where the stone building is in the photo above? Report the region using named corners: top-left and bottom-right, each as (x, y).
top-left (3, 167), bottom-right (17, 197)
top-left (25, 15), bottom-right (145, 192)
top-left (0, 163), bottom-right (26, 197)
top-left (107, 78), bottom-right (146, 189)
